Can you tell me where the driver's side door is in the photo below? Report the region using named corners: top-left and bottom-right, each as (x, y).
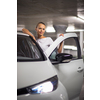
top-left (45, 33), bottom-right (84, 100)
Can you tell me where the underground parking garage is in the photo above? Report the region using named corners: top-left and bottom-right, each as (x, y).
top-left (17, 0), bottom-right (84, 100)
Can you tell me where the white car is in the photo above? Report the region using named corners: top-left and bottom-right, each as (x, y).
top-left (17, 32), bottom-right (84, 100)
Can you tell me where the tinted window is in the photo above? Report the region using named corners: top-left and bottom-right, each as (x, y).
top-left (17, 35), bottom-right (44, 61)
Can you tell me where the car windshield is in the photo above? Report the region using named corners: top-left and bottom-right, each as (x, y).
top-left (17, 35), bottom-right (44, 61)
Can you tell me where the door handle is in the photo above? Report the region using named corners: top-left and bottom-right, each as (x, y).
top-left (77, 67), bottom-right (84, 72)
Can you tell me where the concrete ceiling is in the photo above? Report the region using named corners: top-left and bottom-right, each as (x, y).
top-left (17, 0), bottom-right (84, 37)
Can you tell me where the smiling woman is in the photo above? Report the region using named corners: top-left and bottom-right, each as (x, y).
top-left (22, 22), bottom-right (64, 53)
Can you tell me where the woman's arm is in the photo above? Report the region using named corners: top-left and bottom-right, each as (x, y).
top-left (22, 28), bottom-right (36, 41)
top-left (58, 34), bottom-right (64, 53)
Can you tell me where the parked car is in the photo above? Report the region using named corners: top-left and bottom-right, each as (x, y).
top-left (17, 32), bottom-right (84, 100)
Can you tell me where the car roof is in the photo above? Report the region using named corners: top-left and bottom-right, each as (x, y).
top-left (17, 32), bottom-right (29, 36)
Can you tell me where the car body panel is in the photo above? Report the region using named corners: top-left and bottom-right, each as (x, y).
top-left (17, 59), bottom-right (57, 89)
top-left (54, 59), bottom-right (84, 100)
top-left (17, 32), bottom-right (29, 36)
top-left (45, 33), bottom-right (84, 99)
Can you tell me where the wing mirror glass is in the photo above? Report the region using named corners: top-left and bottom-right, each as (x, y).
top-left (56, 53), bottom-right (73, 63)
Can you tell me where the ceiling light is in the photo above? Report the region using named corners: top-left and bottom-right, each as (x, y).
top-left (67, 24), bottom-right (75, 30)
top-left (64, 45), bottom-right (77, 50)
top-left (75, 16), bottom-right (84, 22)
top-left (77, 15), bottom-right (84, 20)
top-left (17, 25), bottom-right (25, 31)
top-left (46, 26), bottom-right (56, 33)
top-left (66, 29), bottom-right (84, 32)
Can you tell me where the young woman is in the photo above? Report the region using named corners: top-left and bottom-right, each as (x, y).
top-left (22, 22), bottom-right (64, 53)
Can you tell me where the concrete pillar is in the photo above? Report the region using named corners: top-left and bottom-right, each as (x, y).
top-left (80, 31), bottom-right (84, 56)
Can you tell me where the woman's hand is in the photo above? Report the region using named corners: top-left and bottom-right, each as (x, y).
top-left (59, 33), bottom-right (64, 37)
top-left (58, 34), bottom-right (64, 53)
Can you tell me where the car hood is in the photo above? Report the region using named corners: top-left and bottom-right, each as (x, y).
top-left (17, 59), bottom-right (57, 89)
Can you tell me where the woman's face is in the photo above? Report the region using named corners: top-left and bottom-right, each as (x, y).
top-left (35, 23), bottom-right (46, 36)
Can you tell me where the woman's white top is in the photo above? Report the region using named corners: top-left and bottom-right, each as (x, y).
top-left (36, 37), bottom-right (53, 52)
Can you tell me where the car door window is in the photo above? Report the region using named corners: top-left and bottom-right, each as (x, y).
top-left (17, 35), bottom-right (45, 61)
top-left (49, 37), bottom-right (81, 63)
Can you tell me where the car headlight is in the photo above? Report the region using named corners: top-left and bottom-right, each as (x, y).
top-left (17, 75), bottom-right (58, 95)
top-left (27, 81), bottom-right (53, 94)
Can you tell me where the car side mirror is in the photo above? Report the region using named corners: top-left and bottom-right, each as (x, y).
top-left (56, 53), bottom-right (73, 63)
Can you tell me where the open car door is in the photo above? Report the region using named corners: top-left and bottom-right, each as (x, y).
top-left (45, 33), bottom-right (84, 100)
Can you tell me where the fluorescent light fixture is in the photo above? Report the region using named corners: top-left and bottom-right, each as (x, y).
top-left (66, 23), bottom-right (84, 32)
top-left (75, 16), bottom-right (84, 22)
top-left (17, 25), bottom-right (25, 31)
top-left (76, 17), bottom-right (84, 22)
top-left (67, 24), bottom-right (75, 30)
top-left (46, 26), bottom-right (56, 33)
top-left (66, 29), bottom-right (84, 32)
top-left (77, 15), bottom-right (84, 20)
top-left (64, 45), bottom-right (77, 50)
